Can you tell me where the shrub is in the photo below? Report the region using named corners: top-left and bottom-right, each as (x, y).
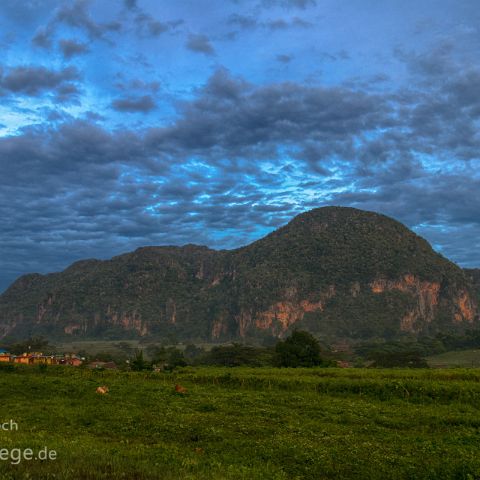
top-left (130, 349), bottom-right (151, 371)
top-left (202, 344), bottom-right (273, 367)
top-left (369, 351), bottom-right (429, 368)
top-left (275, 330), bottom-right (323, 367)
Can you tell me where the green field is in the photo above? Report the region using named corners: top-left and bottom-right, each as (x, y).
top-left (1, 366), bottom-right (480, 479)
top-left (427, 349), bottom-right (480, 368)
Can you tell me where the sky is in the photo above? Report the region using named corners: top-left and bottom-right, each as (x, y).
top-left (0, 0), bottom-right (479, 292)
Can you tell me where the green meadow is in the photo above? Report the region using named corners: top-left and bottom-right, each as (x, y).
top-left (1, 366), bottom-right (480, 479)
top-left (427, 349), bottom-right (480, 368)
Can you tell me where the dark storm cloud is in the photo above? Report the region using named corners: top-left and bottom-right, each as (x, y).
top-left (0, 65), bottom-right (79, 96)
top-left (111, 95), bottom-right (156, 113)
top-left (186, 34), bottom-right (216, 55)
top-left (59, 39), bottom-right (90, 58)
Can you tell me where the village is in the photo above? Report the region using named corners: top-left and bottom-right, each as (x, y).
top-left (0, 349), bottom-right (83, 367)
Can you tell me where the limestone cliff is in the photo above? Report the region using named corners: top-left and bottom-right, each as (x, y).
top-left (0, 207), bottom-right (478, 341)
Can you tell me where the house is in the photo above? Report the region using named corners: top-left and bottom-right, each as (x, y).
top-left (64, 354), bottom-right (83, 366)
top-left (0, 350), bottom-right (83, 367)
top-left (69, 357), bottom-right (83, 367)
top-left (57, 356), bottom-right (67, 365)
top-left (31, 355), bottom-right (58, 365)
top-left (14, 354), bottom-right (35, 365)
top-left (0, 353), bottom-right (12, 363)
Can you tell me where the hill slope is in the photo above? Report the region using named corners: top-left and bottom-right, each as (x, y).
top-left (465, 268), bottom-right (480, 302)
top-left (0, 207), bottom-right (478, 341)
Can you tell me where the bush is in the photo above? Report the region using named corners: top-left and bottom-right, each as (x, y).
top-left (166, 348), bottom-right (187, 369)
top-left (149, 346), bottom-right (188, 370)
top-left (201, 344), bottom-right (274, 367)
top-left (130, 350), bottom-right (151, 371)
top-left (369, 351), bottom-right (429, 368)
top-left (275, 330), bottom-right (323, 367)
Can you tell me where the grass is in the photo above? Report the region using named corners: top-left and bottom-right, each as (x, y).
top-left (427, 349), bottom-right (480, 368)
top-left (1, 366), bottom-right (480, 479)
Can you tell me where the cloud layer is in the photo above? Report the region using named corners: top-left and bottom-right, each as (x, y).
top-left (0, 0), bottom-right (479, 292)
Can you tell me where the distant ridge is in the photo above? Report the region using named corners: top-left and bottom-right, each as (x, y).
top-left (0, 206), bottom-right (478, 342)
top-left (465, 268), bottom-right (480, 302)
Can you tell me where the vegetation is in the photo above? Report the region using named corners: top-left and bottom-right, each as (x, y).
top-left (1, 366), bottom-right (480, 478)
top-left (274, 330), bottom-right (323, 367)
top-left (130, 349), bottom-right (151, 371)
top-left (0, 207), bottom-right (477, 342)
top-left (355, 330), bottom-right (480, 367)
top-left (427, 349), bottom-right (480, 368)
top-left (130, 331), bottom-right (326, 370)
top-left (465, 268), bottom-right (480, 303)
top-left (368, 350), bottom-right (428, 368)
top-left (10, 331), bottom-right (480, 372)
top-left (0, 336), bottom-right (55, 355)
top-left (201, 343), bottom-right (274, 367)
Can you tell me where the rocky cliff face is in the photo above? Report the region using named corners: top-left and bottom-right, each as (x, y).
top-left (465, 269), bottom-right (480, 301)
top-left (0, 207), bottom-right (478, 341)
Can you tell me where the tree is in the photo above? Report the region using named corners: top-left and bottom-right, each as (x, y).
top-left (4, 336), bottom-right (54, 355)
top-left (184, 344), bottom-right (205, 362)
top-left (369, 351), bottom-right (428, 368)
top-left (148, 346), bottom-right (167, 364)
top-left (203, 343), bottom-right (270, 367)
top-left (130, 349), bottom-right (151, 371)
top-left (149, 346), bottom-right (187, 370)
top-left (166, 348), bottom-right (187, 369)
top-left (275, 330), bottom-right (322, 367)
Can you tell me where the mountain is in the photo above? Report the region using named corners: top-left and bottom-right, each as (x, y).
top-left (0, 207), bottom-right (478, 342)
top-left (464, 269), bottom-right (480, 302)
